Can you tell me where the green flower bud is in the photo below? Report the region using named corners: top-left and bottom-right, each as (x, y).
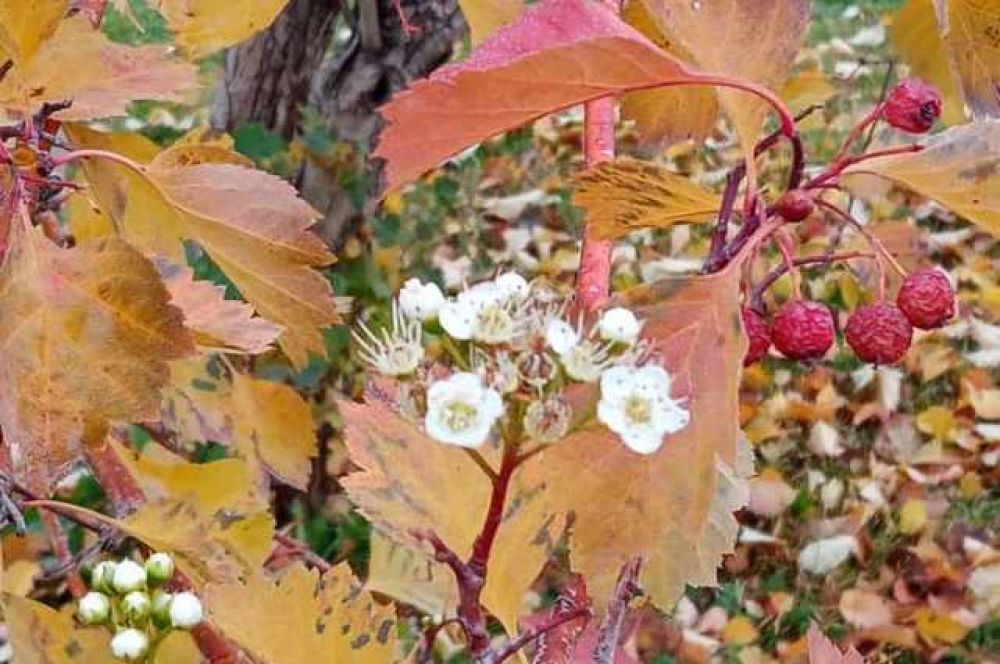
top-left (77, 591), bottom-right (111, 625)
top-left (150, 590), bottom-right (173, 630)
top-left (144, 552), bottom-right (175, 586)
top-left (120, 591), bottom-right (151, 626)
top-left (90, 561), bottom-right (117, 594)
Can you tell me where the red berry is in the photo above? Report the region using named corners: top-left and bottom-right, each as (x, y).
top-left (772, 300), bottom-right (835, 360)
top-left (882, 78), bottom-right (942, 134)
top-left (896, 268), bottom-right (955, 329)
top-left (845, 303), bottom-right (913, 364)
top-left (741, 306), bottom-right (771, 366)
top-left (775, 189), bottom-right (815, 222)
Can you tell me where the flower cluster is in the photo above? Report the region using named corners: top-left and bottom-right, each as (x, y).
top-left (354, 273), bottom-right (690, 454)
top-left (77, 553), bottom-right (203, 662)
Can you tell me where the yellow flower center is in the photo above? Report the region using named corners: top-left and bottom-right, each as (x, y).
top-left (443, 401), bottom-right (478, 431)
top-left (623, 395), bottom-right (652, 424)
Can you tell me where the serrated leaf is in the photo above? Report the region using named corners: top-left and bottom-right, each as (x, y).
top-left (0, 15), bottom-right (197, 120)
top-left (0, 0), bottom-right (67, 65)
top-left (340, 397), bottom-right (564, 634)
top-left (523, 265), bottom-right (752, 609)
top-left (366, 531), bottom-right (457, 617)
top-left (157, 0), bottom-right (291, 59)
top-left (942, 0), bottom-right (1000, 118)
top-left (0, 219), bottom-right (194, 491)
top-left (842, 121), bottom-right (1000, 235)
top-left (203, 563), bottom-right (396, 664)
top-left (376, 0), bottom-right (711, 190)
top-left (806, 623), bottom-right (865, 664)
top-left (573, 158), bottom-right (719, 240)
top-left (459, 0), bottom-right (524, 45)
top-left (4, 595), bottom-right (117, 664)
top-left (160, 357), bottom-right (232, 449)
top-left (890, 0), bottom-right (968, 125)
top-left (231, 374), bottom-right (316, 491)
top-left (637, 0), bottom-right (809, 155)
top-left (156, 259), bottom-right (283, 354)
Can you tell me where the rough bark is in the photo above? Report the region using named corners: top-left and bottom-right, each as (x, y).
top-left (210, 0), bottom-right (338, 141)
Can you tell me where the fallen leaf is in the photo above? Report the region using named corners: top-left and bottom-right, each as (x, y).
top-left (942, 0), bottom-right (1000, 117)
top-left (747, 467), bottom-right (797, 518)
top-left (838, 589), bottom-right (893, 629)
top-left (806, 623), bottom-right (865, 664)
top-left (843, 121), bottom-right (1000, 236)
top-left (156, 0), bottom-right (290, 59)
top-left (722, 615), bottom-right (759, 646)
top-left (0, 0), bottom-right (67, 65)
top-left (204, 563), bottom-right (395, 664)
top-left (899, 498), bottom-right (929, 534)
top-left (916, 405), bottom-right (956, 440)
top-left (914, 607), bottom-right (971, 645)
top-left (459, 0), bottom-right (524, 45)
top-left (573, 158), bottom-right (719, 240)
top-left (798, 535), bottom-right (857, 575)
top-left (0, 218), bottom-right (193, 491)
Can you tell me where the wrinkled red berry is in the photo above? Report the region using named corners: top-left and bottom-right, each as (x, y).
top-left (882, 78), bottom-right (942, 134)
top-left (845, 303), bottom-right (913, 364)
top-left (741, 306), bottom-right (771, 366)
top-left (775, 189), bottom-right (815, 222)
top-left (772, 300), bottom-right (835, 360)
top-left (896, 268), bottom-right (955, 329)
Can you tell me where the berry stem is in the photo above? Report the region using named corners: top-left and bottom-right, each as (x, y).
top-left (49, 148), bottom-right (147, 174)
top-left (749, 251), bottom-right (875, 311)
top-left (814, 198), bottom-right (907, 277)
top-left (774, 229), bottom-right (802, 299)
top-left (831, 104), bottom-right (883, 165)
top-left (805, 143), bottom-right (923, 190)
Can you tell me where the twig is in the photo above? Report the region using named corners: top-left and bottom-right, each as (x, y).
top-left (494, 608), bottom-right (590, 662)
top-left (592, 557), bottom-right (642, 663)
top-left (39, 510), bottom-right (88, 597)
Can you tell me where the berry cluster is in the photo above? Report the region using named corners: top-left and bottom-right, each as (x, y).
top-left (743, 268), bottom-right (955, 366)
top-left (77, 553), bottom-right (204, 662)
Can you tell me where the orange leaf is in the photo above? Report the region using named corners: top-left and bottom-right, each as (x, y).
top-left (943, 0), bottom-right (1000, 118)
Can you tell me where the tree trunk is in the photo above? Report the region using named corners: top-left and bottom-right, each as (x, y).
top-left (211, 0), bottom-right (466, 246)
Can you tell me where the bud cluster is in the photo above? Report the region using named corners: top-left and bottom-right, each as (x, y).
top-left (355, 273), bottom-right (690, 454)
top-left (77, 552), bottom-right (203, 662)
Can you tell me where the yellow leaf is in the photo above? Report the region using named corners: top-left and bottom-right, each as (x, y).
top-left (0, 0), bottom-right (67, 65)
top-left (915, 608), bottom-right (970, 645)
top-left (156, 258), bottom-right (283, 354)
top-left (0, 16), bottom-right (197, 120)
top-left (621, 0), bottom-right (718, 147)
top-left (203, 563), bottom-right (396, 664)
top-left (4, 594), bottom-right (118, 663)
top-left (843, 121), bottom-right (1000, 235)
top-left (366, 531), bottom-right (457, 618)
top-left (0, 219), bottom-right (194, 491)
top-left (160, 357), bottom-right (233, 449)
top-left (723, 615), bottom-right (759, 646)
top-left (231, 373), bottom-right (316, 491)
top-left (890, 0), bottom-right (968, 125)
top-left (944, 0), bottom-right (1000, 117)
top-left (959, 471), bottom-right (983, 498)
top-left (340, 397), bottom-right (563, 634)
top-left (898, 498), bottom-right (928, 534)
top-left (916, 405), bottom-right (956, 440)
top-left (459, 0), bottom-right (524, 45)
top-left (64, 189), bottom-right (114, 244)
top-left (573, 158), bottom-right (720, 240)
top-left (780, 65), bottom-right (839, 112)
top-left (157, 0), bottom-right (291, 59)
top-left (638, 0), bottom-right (810, 153)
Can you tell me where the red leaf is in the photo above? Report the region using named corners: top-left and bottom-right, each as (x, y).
top-left (375, 0), bottom-right (696, 189)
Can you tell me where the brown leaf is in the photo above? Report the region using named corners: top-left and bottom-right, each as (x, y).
top-left (573, 158), bottom-right (719, 240)
top-left (0, 219), bottom-right (193, 490)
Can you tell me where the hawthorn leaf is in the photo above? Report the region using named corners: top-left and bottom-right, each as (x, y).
top-left (366, 531), bottom-right (457, 617)
top-left (4, 595), bottom-right (117, 663)
top-left (375, 0), bottom-right (705, 189)
top-left (523, 264), bottom-right (753, 608)
top-left (459, 0), bottom-right (524, 45)
top-left (573, 158), bottom-right (719, 240)
top-left (638, 0), bottom-right (809, 154)
top-left (842, 121), bottom-right (1000, 235)
top-left (156, 0), bottom-right (291, 59)
top-left (118, 143), bottom-right (339, 367)
top-left (942, 0), bottom-right (1000, 118)
top-left (340, 397), bottom-right (564, 634)
top-left (0, 221), bottom-right (194, 491)
top-left (156, 259), bottom-right (283, 354)
top-left (806, 623), bottom-right (865, 664)
top-left (621, 0), bottom-right (718, 147)
top-left (203, 563), bottom-right (396, 664)
top-left (0, 16), bottom-right (197, 120)
top-left (0, 0), bottom-right (67, 65)
top-left (160, 357), bottom-right (233, 449)
top-left (231, 373), bottom-right (316, 491)
top-left (890, 0), bottom-right (968, 125)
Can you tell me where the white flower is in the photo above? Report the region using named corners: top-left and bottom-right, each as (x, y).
top-left (440, 284), bottom-right (515, 344)
top-left (354, 302), bottom-right (424, 376)
top-left (597, 365), bottom-right (689, 454)
top-left (169, 591), bottom-right (204, 629)
top-left (110, 629), bottom-right (149, 661)
top-left (112, 559), bottom-right (147, 594)
top-left (494, 272), bottom-right (529, 301)
top-left (77, 591), bottom-right (111, 624)
top-left (545, 319), bottom-right (579, 355)
top-left (425, 373), bottom-right (504, 448)
top-left (560, 341), bottom-right (613, 382)
top-left (598, 307), bottom-right (642, 345)
top-left (398, 278), bottom-right (445, 321)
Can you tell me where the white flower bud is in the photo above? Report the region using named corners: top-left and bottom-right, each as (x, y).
top-left (598, 307), bottom-right (642, 345)
top-left (121, 591), bottom-right (151, 625)
top-left (494, 272), bottom-right (529, 300)
top-left (169, 591), bottom-right (204, 629)
top-left (150, 590), bottom-right (174, 629)
top-left (77, 591), bottom-right (111, 625)
top-left (90, 561), bottom-right (117, 594)
top-left (144, 553), bottom-right (175, 585)
top-left (398, 278), bottom-right (445, 321)
top-left (110, 629), bottom-right (149, 662)
top-left (112, 560), bottom-right (147, 594)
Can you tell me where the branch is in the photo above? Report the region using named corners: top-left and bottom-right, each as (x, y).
top-left (592, 557), bottom-right (642, 664)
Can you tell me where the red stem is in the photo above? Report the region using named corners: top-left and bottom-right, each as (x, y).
top-left (39, 510), bottom-right (87, 597)
top-left (84, 439), bottom-right (145, 516)
top-left (577, 94), bottom-right (616, 311)
top-left (592, 557), bottom-right (642, 663)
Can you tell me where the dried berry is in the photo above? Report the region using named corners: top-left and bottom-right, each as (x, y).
top-left (772, 300), bottom-right (835, 360)
top-left (741, 306), bottom-right (771, 366)
top-left (775, 189), bottom-right (814, 222)
top-left (882, 78), bottom-right (942, 134)
top-left (896, 268), bottom-right (955, 329)
top-left (845, 303), bottom-right (913, 364)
